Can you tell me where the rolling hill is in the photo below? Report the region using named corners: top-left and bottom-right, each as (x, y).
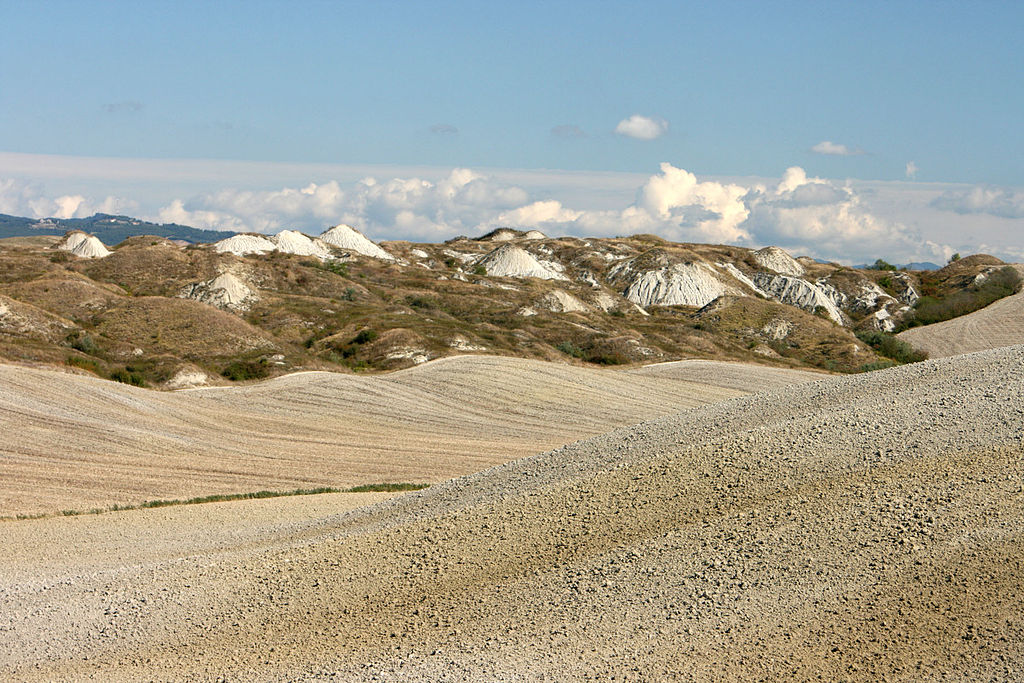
top-left (2, 345), bottom-right (1021, 680)
top-left (0, 355), bottom-right (820, 517)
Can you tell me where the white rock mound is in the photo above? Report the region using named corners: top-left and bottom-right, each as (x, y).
top-left (619, 262), bottom-right (741, 308)
top-left (214, 234), bottom-right (277, 256)
top-left (590, 292), bottom-right (620, 312)
top-left (479, 228), bottom-right (520, 242)
top-left (889, 272), bottom-right (920, 305)
top-left (56, 231), bottom-right (111, 259)
top-left (165, 367), bottom-right (213, 390)
top-left (538, 290), bottom-right (590, 313)
top-left (179, 272), bottom-right (258, 312)
top-left (448, 336), bottom-right (487, 351)
top-left (475, 244), bottom-right (569, 281)
top-left (273, 230), bottom-right (334, 259)
top-left (717, 262), bottom-right (763, 294)
top-left (319, 224), bottom-right (396, 261)
top-left (522, 230), bottom-right (546, 240)
top-left (753, 246), bottom-right (805, 276)
top-left (752, 273), bottom-right (846, 324)
top-left (214, 231), bottom-right (334, 259)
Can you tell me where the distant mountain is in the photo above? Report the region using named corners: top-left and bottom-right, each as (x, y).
top-left (0, 213), bottom-right (235, 244)
top-left (903, 261), bottom-right (942, 271)
top-left (853, 260), bottom-right (942, 271)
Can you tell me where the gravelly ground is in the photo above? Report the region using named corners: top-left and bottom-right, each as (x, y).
top-left (1, 346), bottom-right (1022, 680)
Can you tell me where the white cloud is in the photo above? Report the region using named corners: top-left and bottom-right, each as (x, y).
top-left (810, 140), bottom-right (863, 156)
top-left (156, 168), bottom-right (529, 241)
top-left (741, 167), bottom-right (944, 263)
top-left (0, 159), bottom-right (979, 265)
top-left (614, 115), bottom-right (668, 140)
top-left (0, 177), bottom-right (132, 219)
top-left (905, 161), bottom-right (918, 179)
top-left (499, 200), bottom-right (582, 226)
top-left (429, 123), bottom-right (458, 136)
top-left (930, 185), bottom-right (1024, 219)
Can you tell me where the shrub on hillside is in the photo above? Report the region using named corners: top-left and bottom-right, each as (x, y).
top-left (857, 360), bottom-right (898, 373)
top-left (856, 330), bottom-right (927, 364)
top-left (66, 331), bottom-right (98, 355)
top-left (905, 266), bottom-right (1021, 328)
top-left (110, 367), bottom-right (147, 387)
top-left (67, 355), bottom-right (101, 375)
top-left (220, 359), bottom-right (270, 381)
top-left (353, 329), bottom-right (378, 345)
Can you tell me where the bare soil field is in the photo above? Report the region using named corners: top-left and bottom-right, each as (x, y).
top-left (1, 346), bottom-right (1021, 680)
top-left (898, 264), bottom-right (1024, 358)
top-left (0, 355), bottom-right (820, 516)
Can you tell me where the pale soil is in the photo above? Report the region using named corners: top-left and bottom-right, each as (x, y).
top-left (0, 355), bottom-right (820, 516)
top-left (898, 264), bottom-right (1024, 358)
top-left (0, 491), bottom-right (397, 586)
top-left (1, 346), bottom-right (1022, 680)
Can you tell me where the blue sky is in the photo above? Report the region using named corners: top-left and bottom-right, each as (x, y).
top-left (1, 1), bottom-right (1022, 263)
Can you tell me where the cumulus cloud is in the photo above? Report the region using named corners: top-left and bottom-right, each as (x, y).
top-left (905, 161), bottom-right (918, 179)
top-left (429, 123), bottom-right (458, 136)
top-left (614, 115), bottom-right (668, 140)
top-left (495, 163), bottom-right (750, 244)
top-left (930, 185), bottom-right (1024, 219)
top-left (740, 167), bottom-right (943, 262)
top-left (156, 168), bottom-right (530, 241)
top-left (3, 159), bottom-right (955, 264)
top-left (0, 178), bottom-right (132, 219)
top-left (551, 124), bottom-right (586, 139)
top-left (810, 140), bottom-right (863, 156)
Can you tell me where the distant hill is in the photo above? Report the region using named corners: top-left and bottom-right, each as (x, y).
top-left (853, 260), bottom-right (941, 271)
top-left (0, 213), bottom-right (235, 244)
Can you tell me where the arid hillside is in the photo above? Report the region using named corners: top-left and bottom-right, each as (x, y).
top-left (4, 225), bottom-right (1000, 386)
top-left (2, 345), bottom-right (1021, 681)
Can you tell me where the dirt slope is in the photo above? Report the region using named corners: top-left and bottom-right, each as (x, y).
top-left (898, 264), bottom-right (1024, 358)
top-left (2, 346), bottom-right (1021, 681)
top-left (0, 355), bottom-right (819, 516)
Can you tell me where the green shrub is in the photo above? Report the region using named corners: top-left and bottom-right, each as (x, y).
top-left (868, 258), bottom-right (897, 271)
top-left (220, 359), bottom-right (270, 381)
top-left (556, 341), bottom-right (585, 358)
top-left (307, 259), bottom-right (349, 277)
top-left (405, 295), bottom-right (436, 310)
top-left (907, 266), bottom-right (1021, 327)
top-left (67, 355), bottom-right (101, 374)
top-left (110, 367), bottom-right (147, 387)
top-left (353, 329), bottom-right (378, 345)
top-left (858, 360), bottom-right (898, 373)
top-left (66, 331), bottom-right (98, 355)
top-left (586, 351), bottom-right (629, 365)
top-left (856, 330), bottom-right (927, 364)
top-left (473, 265), bottom-right (487, 276)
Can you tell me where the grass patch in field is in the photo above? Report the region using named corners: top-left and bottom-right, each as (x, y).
top-left (1, 483), bottom-right (428, 521)
top-left (342, 481), bottom-right (425, 491)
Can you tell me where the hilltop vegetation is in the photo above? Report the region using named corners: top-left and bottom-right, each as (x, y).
top-left (2, 223), bottom-right (1004, 387)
